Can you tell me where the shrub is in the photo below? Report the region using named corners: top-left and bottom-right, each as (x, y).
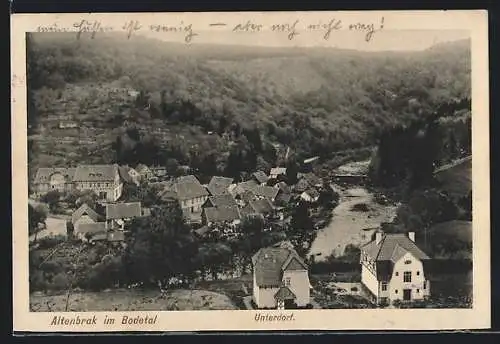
top-left (37, 235), bottom-right (66, 249)
top-left (52, 272), bottom-right (70, 290)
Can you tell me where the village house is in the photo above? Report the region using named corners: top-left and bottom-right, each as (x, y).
top-left (300, 188), bottom-right (320, 203)
top-left (71, 203), bottom-right (102, 233)
top-left (359, 231), bottom-right (431, 305)
top-left (203, 194), bottom-right (238, 209)
top-left (151, 165), bottom-right (167, 179)
top-left (230, 180), bottom-right (279, 203)
top-left (160, 175), bottom-right (209, 214)
top-left (105, 202), bottom-right (142, 230)
top-left (207, 176), bottom-right (234, 196)
top-left (32, 167), bottom-right (76, 196)
top-left (252, 171), bottom-right (269, 186)
top-left (269, 167), bottom-right (287, 180)
top-left (274, 182), bottom-right (293, 205)
top-left (73, 164), bottom-right (123, 202)
top-left (202, 205), bottom-right (241, 228)
top-left (252, 245), bottom-right (311, 309)
top-left (241, 198), bottom-right (275, 219)
top-left (74, 222), bottom-right (106, 242)
top-left (90, 230), bottom-right (126, 245)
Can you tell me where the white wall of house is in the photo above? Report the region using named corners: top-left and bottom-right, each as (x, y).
top-left (181, 196), bottom-right (208, 213)
top-left (75, 177), bottom-right (122, 202)
top-left (388, 252), bottom-right (429, 301)
top-left (282, 270), bottom-right (310, 307)
top-left (252, 269), bottom-right (259, 306)
top-left (256, 286), bottom-right (280, 308)
top-left (361, 263), bottom-right (379, 299)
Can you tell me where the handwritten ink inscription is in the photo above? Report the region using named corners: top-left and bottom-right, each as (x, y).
top-left (34, 16), bottom-right (386, 43)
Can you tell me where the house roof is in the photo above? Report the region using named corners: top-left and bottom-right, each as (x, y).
top-left (275, 181), bottom-right (292, 194)
top-left (303, 156), bottom-right (320, 164)
top-left (270, 167), bottom-right (287, 176)
top-left (194, 225), bottom-right (212, 236)
top-left (274, 286), bottom-right (296, 300)
top-left (361, 233), bottom-right (430, 262)
top-left (162, 175), bottom-right (209, 200)
top-left (73, 165), bottom-right (119, 182)
top-left (294, 178), bottom-right (311, 192)
top-left (106, 202), bottom-right (142, 220)
top-left (302, 172), bottom-right (322, 186)
top-left (207, 176), bottom-right (234, 196)
top-left (34, 167), bottom-right (76, 184)
top-left (208, 194), bottom-right (238, 208)
top-left (252, 171), bottom-right (269, 184)
top-left (254, 185), bottom-right (279, 200)
top-left (76, 222), bottom-right (106, 234)
top-left (232, 181), bottom-right (278, 201)
top-left (252, 247), bottom-right (308, 287)
top-left (72, 203), bottom-right (100, 224)
top-left (303, 188), bottom-right (320, 199)
top-left (204, 206), bottom-right (241, 223)
top-left (248, 198), bottom-right (274, 215)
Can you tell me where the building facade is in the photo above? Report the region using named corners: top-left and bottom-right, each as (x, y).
top-left (360, 231), bottom-right (431, 305)
top-left (73, 165), bottom-right (123, 202)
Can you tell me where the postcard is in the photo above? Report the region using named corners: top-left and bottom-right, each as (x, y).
top-left (11, 10), bottom-right (490, 332)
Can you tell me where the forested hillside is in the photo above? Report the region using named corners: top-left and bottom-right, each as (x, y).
top-left (27, 33), bottom-right (471, 182)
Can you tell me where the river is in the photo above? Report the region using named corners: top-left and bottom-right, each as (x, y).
top-left (309, 160), bottom-right (399, 260)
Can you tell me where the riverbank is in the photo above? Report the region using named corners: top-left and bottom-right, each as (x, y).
top-left (309, 182), bottom-right (398, 260)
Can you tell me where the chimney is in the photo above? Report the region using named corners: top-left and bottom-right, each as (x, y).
top-left (408, 232), bottom-right (415, 242)
top-left (375, 231), bottom-right (383, 245)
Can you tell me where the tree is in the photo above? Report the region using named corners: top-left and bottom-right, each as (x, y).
top-left (29, 203), bottom-right (48, 239)
top-left (285, 159), bottom-right (299, 185)
top-left (124, 201), bottom-right (199, 289)
top-left (289, 201), bottom-right (314, 256)
top-left (40, 190), bottom-right (61, 212)
top-left (195, 243), bottom-right (233, 280)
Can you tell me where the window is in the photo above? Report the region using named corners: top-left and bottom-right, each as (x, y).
top-left (284, 277), bottom-right (291, 286)
top-left (416, 271), bottom-right (420, 276)
top-left (381, 282), bottom-right (388, 291)
top-left (423, 281), bottom-right (427, 289)
top-left (395, 289), bottom-right (398, 294)
top-left (404, 260), bottom-right (411, 264)
top-left (403, 271), bottom-right (412, 283)
top-left (417, 289), bottom-right (420, 293)
top-left (395, 272), bottom-right (399, 276)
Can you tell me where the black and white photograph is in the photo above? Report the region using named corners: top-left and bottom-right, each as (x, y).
top-left (12, 11), bottom-right (490, 332)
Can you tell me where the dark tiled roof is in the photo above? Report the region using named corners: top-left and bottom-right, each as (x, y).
top-left (34, 167), bottom-right (76, 184)
top-left (106, 202), bottom-right (142, 220)
top-left (207, 176), bottom-right (234, 196)
top-left (72, 203), bottom-right (100, 224)
top-left (248, 198), bottom-right (274, 215)
top-left (252, 171), bottom-right (269, 184)
top-left (361, 233), bottom-right (430, 262)
top-left (77, 222), bottom-right (106, 234)
top-left (294, 178), bottom-right (311, 193)
top-left (204, 206), bottom-right (241, 223)
top-left (73, 165), bottom-right (119, 182)
top-left (208, 194), bottom-right (238, 208)
top-left (252, 247), bottom-right (307, 287)
top-left (194, 225), bottom-right (212, 236)
top-left (163, 175), bottom-right (209, 200)
top-left (303, 188), bottom-right (320, 199)
top-left (275, 181), bottom-right (292, 194)
top-left (254, 185), bottom-right (279, 200)
top-left (274, 286), bottom-right (296, 300)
